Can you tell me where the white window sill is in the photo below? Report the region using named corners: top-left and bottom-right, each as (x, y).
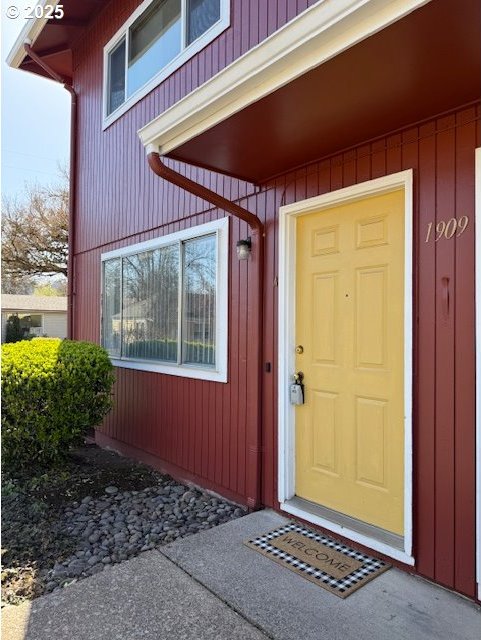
top-left (111, 357), bottom-right (227, 383)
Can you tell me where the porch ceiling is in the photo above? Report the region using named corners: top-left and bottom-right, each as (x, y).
top-left (167, 0), bottom-right (480, 184)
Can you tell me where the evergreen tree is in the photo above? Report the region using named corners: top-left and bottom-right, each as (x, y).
top-left (5, 315), bottom-right (24, 343)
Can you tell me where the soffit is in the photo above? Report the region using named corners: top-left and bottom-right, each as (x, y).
top-left (163, 0), bottom-right (480, 183)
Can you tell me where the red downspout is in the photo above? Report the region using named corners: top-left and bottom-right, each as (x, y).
top-left (24, 42), bottom-right (77, 339)
top-left (147, 152), bottom-right (264, 510)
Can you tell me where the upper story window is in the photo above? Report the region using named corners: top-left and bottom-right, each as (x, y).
top-left (101, 218), bottom-right (229, 382)
top-left (104, 0), bottom-right (229, 128)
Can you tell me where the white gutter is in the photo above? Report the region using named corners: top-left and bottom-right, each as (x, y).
top-left (138, 0), bottom-right (432, 156)
top-left (6, 0), bottom-right (60, 69)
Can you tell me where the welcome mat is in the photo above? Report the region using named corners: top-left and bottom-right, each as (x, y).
top-left (244, 522), bottom-right (391, 598)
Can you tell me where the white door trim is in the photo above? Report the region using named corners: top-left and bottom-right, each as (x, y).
top-left (475, 147), bottom-right (481, 600)
top-left (278, 169), bottom-right (414, 565)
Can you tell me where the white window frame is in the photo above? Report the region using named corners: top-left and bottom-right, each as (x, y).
top-left (102, 0), bottom-right (230, 129)
top-left (100, 217), bottom-right (229, 382)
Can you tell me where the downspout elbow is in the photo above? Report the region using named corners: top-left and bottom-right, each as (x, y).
top-left (24, 41), bottom-right (76, 101)
top-left (147, 151), bottom-right (264, 235)
top-left (24, 42), bottom-right (65, 85)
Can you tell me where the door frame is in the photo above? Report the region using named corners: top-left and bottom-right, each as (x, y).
top-left (278, 169), bottom-right (414, 565)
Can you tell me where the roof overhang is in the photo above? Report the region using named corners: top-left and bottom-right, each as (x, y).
top-left (6, 0), bottom-right (54, 69)
top-left (138, 0), bottom-right (480, 183)
top-left (6, 0), bottom-right (103, 81)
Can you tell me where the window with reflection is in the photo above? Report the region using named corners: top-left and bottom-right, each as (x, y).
top-left (102, 231), bottom-right (219, 370)
top-left (182, 234), bottom-right (216, 366)
top-left (128, 0), bottom-right (181, 97)
top-left (106, 0), bottom-right (224, 117)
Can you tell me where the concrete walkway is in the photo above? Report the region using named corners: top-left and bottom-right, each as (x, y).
top-left (2, 510), bottom-right (480, 640)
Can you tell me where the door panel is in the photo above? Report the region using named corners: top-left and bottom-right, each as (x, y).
top-left (312, 273), bottom-right (338, 364)
top-left (295, 190), bottom-right (404, 535)
top-left (356, 266), bottom-right (387, 368)
top-left (311, 390), bottom-right (339, 476)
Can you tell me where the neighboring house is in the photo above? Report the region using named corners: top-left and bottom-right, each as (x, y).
top-left (8, 0), bottom-right (480, 601)
top-left (1, 295), bottom-right (67, 342)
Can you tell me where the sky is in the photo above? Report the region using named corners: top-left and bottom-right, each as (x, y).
top-left (1, 0), bottom-right (70, 200)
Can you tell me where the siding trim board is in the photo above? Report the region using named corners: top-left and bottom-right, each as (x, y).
top-left (277, 170), bottom-right (414, 565)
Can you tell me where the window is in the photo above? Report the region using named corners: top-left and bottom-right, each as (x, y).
top-left (104, 0), bottom-right (229, 126)
top-left (107, 39), bottom-right (126, 115)
top-left (128, 0), bottom-right (182, 97)
top-left (4, 313), bottom-right (44, 339)
top-left (101, 218), bottom-right (228, 382)
top-left (187, 0), bottom-right (221, 45)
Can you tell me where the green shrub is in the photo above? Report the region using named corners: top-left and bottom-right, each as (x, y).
top-left (1, 338), bottom-right (115, 467)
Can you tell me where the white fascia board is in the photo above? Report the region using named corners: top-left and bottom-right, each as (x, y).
top-left (6, 1), bottom-right (60, 69)
top-left (138, 0), bottom-right (432, 155)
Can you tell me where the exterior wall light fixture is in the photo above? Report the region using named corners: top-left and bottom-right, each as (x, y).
top-left (236, 237), bottom-right (252, 260)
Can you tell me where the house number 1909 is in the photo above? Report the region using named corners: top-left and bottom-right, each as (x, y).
top-left (425, 216), bottom-right (469, 242)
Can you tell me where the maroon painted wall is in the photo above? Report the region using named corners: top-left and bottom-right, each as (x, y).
top-left (71, 0), bottom-right (480, 599)
top-left (73, 0), bottom-right (319, 256)
top-left (259, 106), bottom-right (480, 599)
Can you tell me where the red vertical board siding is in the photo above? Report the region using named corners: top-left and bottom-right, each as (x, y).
top-left (342, 150), bottom-right (357, 188)
top-left (453, 108), bottom-right (477, 595)
top-left (261, 187), bottom-right (277, 508)
top-left (416, 120), bottom-right (437, 578)
top-left (356, 144), bottom-right (372, 184)
top-left (74, 0), bottom-right (270, 255)
top-left (70, 0), bottom-right (480, 600)
top-left (434, 117), bottom-right (457, 587)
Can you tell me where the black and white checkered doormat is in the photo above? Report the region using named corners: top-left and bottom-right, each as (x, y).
top-left (244, 522), bottom-right (391, 598)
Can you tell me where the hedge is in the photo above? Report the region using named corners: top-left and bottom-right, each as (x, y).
top-left (1, 338), bottom-right (115, 467)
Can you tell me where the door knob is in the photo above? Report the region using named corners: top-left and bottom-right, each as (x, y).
top-left (295, 345), bottom-right (304, 354)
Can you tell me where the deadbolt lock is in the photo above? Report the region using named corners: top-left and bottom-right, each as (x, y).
top-left (295, 345), bottom-right (304, 354)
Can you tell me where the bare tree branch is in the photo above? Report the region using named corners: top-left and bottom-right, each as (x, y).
top-left (1, 175), bottom-right (69, 285)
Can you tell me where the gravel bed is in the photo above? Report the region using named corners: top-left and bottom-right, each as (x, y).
top-left (1, 445), bottom-right (247, 604)
top-left (46, 481), bottom-right (246, 593)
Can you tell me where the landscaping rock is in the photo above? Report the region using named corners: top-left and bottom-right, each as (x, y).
top-left (1, 444), bottom-right (248, 605)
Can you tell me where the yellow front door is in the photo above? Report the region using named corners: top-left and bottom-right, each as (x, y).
top-left (295, 190), bottom-right (404, 535)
